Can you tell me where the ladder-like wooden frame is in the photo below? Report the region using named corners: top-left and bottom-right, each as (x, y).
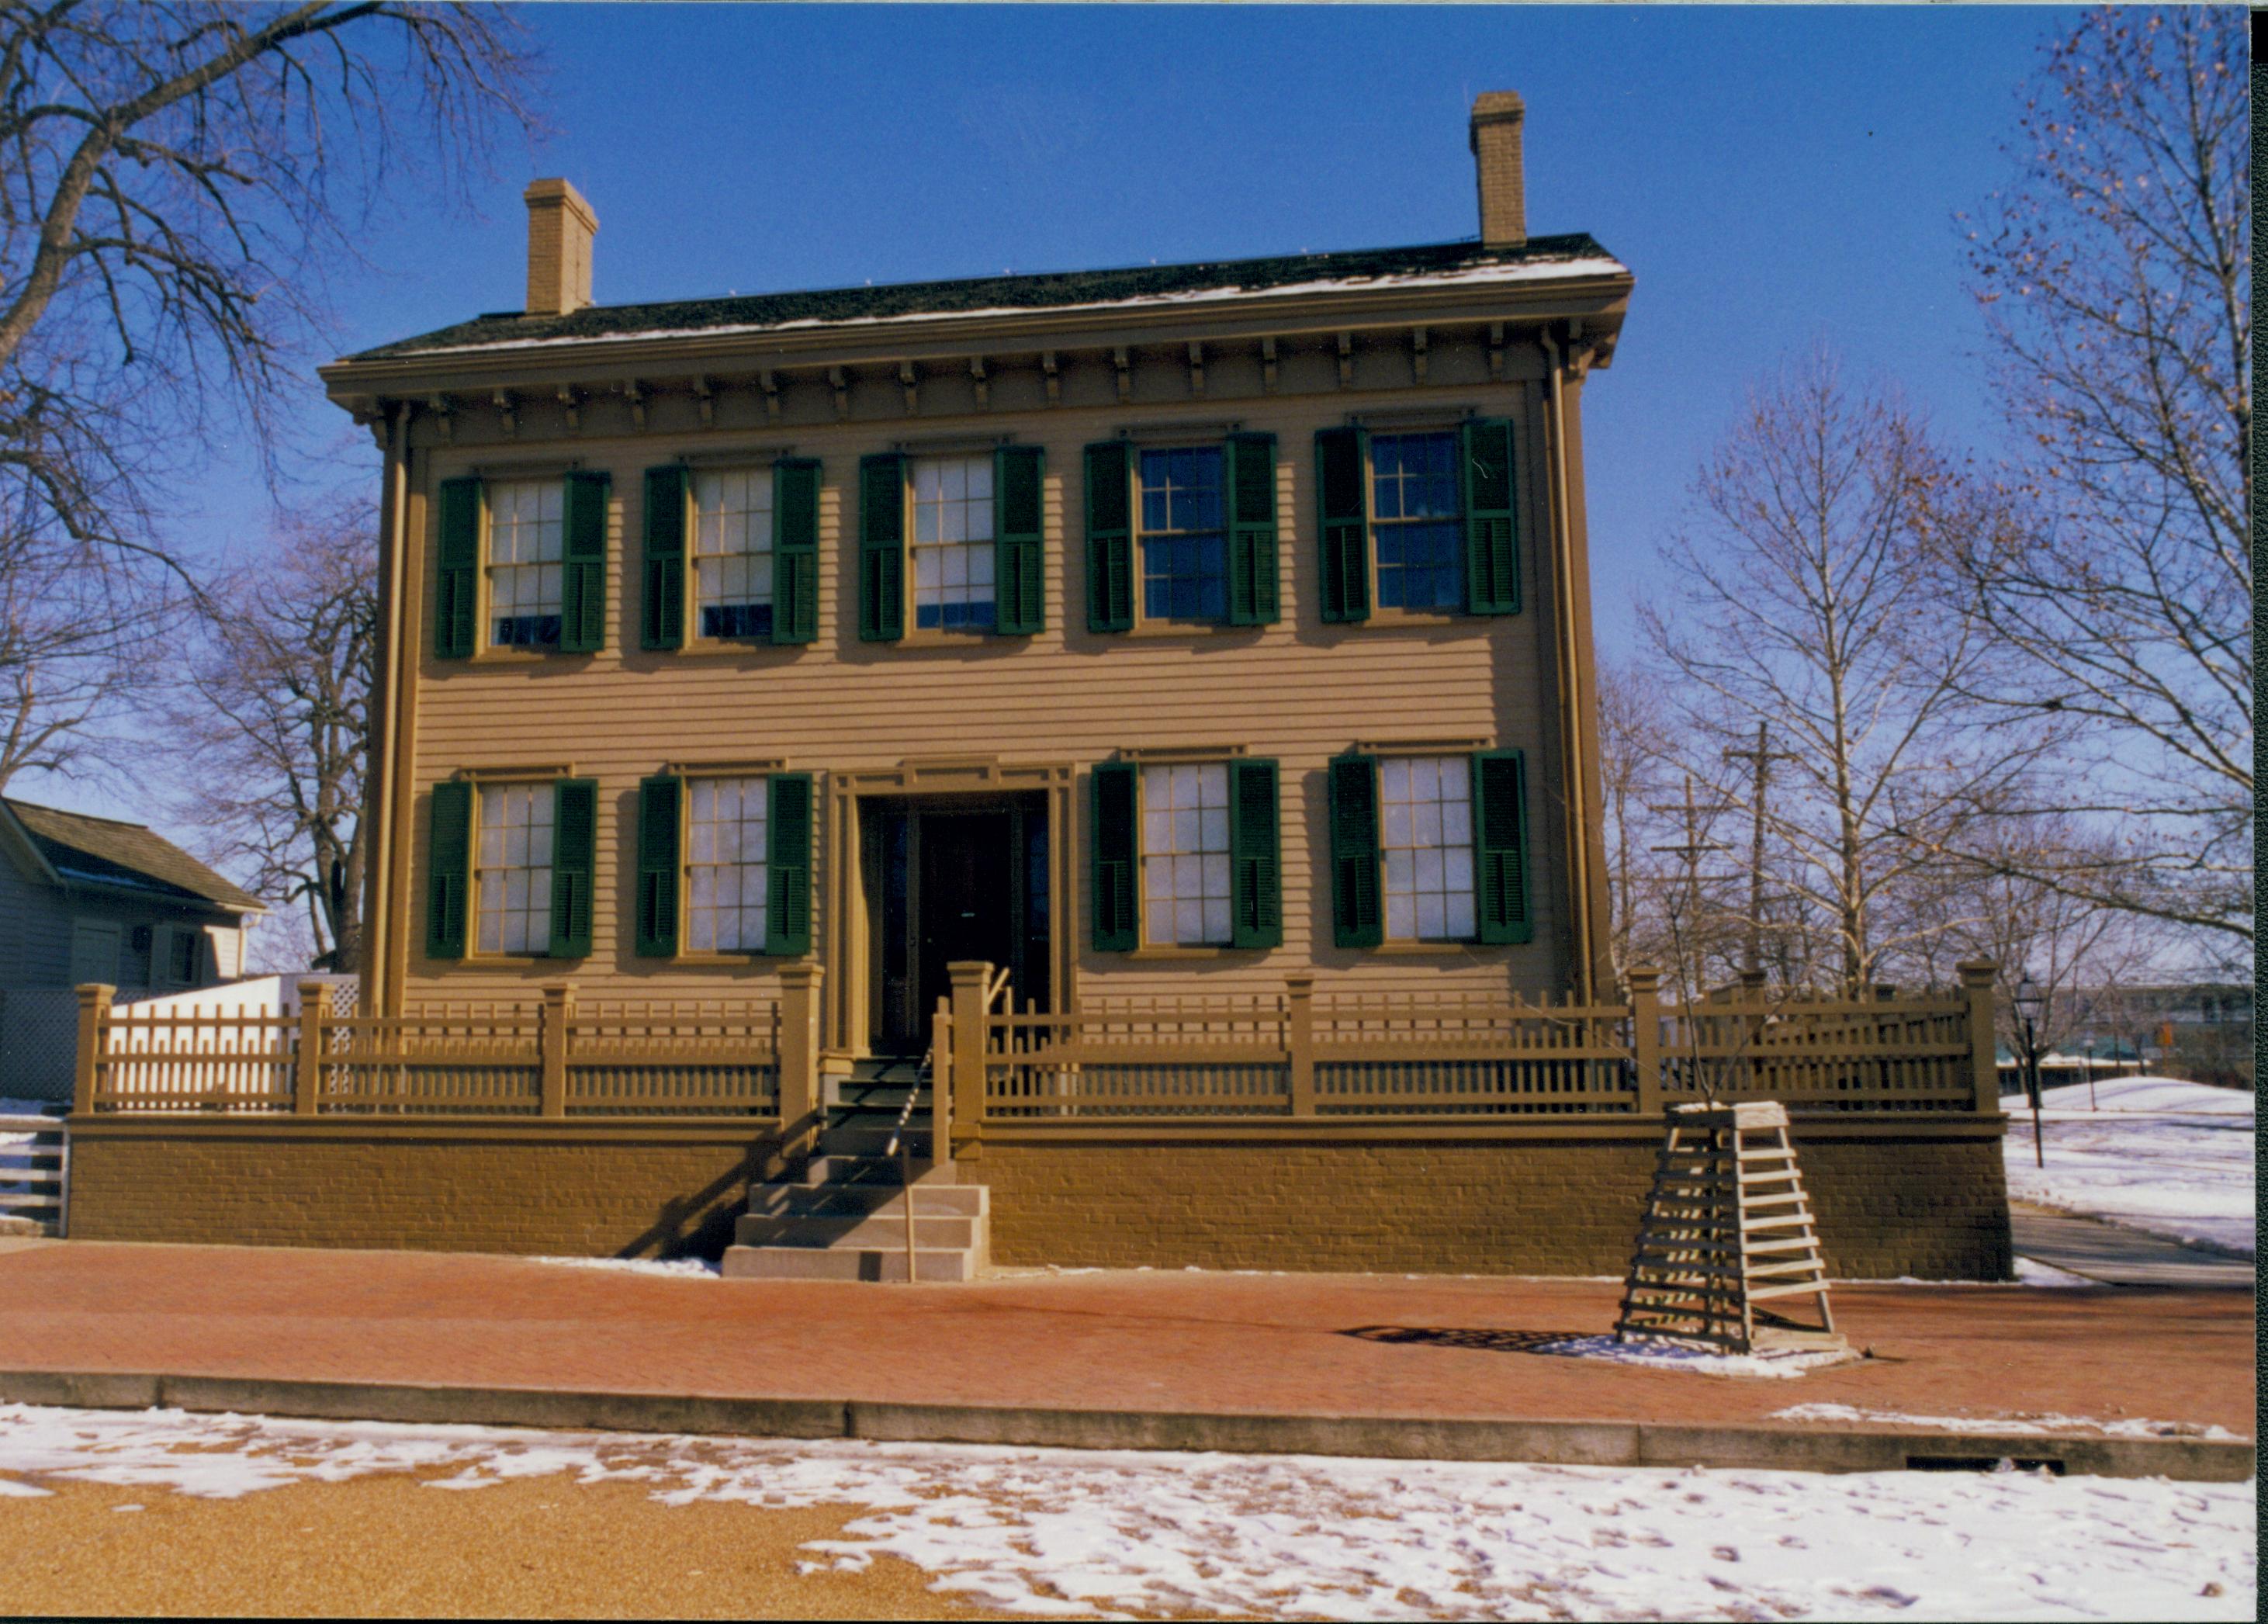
top-left (1613, 1099), bottom-right (1843, 1355)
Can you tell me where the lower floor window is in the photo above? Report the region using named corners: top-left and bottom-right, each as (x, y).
top-left (1141, 762), bottom-right (1231, 945)
top-left (476, 783), bottom-right (553, 954)
top-left (1381, 755), bottom-right (1476, 940)
top-left (687, 776), bottom-right (769, 951)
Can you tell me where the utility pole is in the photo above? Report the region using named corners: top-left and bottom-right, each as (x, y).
top-left (1648, 772), bottom-right (1731, 998)
top-left (1722, 723), bottom-right (1797, 980)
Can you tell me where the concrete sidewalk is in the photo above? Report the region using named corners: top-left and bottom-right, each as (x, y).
top-left (2010, 1203), bottom-right (2255, 1288)
top-left (0, 1239), bottom-right (2252, 1476)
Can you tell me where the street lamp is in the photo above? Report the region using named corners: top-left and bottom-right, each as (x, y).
top-left (2012, 975), bottom-right (2047, 1169)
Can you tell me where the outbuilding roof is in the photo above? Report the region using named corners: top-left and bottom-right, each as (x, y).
top-left (1, 797), bottom-right (264, 912)
top-left (351, 233), bottom-right (1623, 361)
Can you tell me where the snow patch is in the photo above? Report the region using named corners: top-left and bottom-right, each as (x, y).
top-left (0, 1403), bottom-right (2250, 1621)
top-left (527, 1255), bottom-right (720, 1279)
top-left (1524, 1333), bottom-right (1854, 1378)
top-left (1773, 1403), bottom-right (2243, 1442)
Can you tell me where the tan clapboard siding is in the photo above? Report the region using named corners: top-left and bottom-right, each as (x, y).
top-left (401, 387), bottom-right (1563, 1011)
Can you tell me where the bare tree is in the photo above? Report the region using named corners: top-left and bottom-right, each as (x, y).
top-left (1640, 351), bottom-right (2055, 997)
top-left (0, 2), bottom-right (530, 779)
top-left (165, 503), bottom-right (373, 971)
top-left (1944, 6), bottom-right (2250, 948)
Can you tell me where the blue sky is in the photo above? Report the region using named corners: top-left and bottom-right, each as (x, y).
top-left (30, 2), bottom-right (2081, 825)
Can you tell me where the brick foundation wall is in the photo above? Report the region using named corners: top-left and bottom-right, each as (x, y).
top-left (66, 1125), bottom-right (782, 1259)
top-left (968, 1129), bottom-right (2013, 1280)
top-left (67, 1121), bottom-right (2011, 1280)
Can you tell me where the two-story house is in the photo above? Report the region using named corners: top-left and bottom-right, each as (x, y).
top-left (325, 93), bottom-right (1622, 1048)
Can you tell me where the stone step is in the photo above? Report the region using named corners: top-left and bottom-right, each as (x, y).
top-left (720, 1244), bottom-right (977, 1283)
top-left (735, 1210), bottom-right (982, 1251)
top-left (748, 1182), bottom-right (989, 1219)
top-left (785, 1155), bottom-right (960, 1188)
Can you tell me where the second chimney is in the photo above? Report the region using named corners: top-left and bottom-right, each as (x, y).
top-left (1468, 92), bottom-right (1526, 248)
top-left (524, 178), bottom-right (598, 317)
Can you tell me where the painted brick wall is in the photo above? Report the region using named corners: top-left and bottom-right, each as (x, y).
top-left (68, 1129), bottom-right (781, 1259)
top-left (68, 1125), bottom-right (2012, 1280)
top-left (969, 1133), bottom-right (2013, 1280)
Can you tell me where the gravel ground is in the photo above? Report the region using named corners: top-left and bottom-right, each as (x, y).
top-left (0, 1470), bottom-right (1016, 1619)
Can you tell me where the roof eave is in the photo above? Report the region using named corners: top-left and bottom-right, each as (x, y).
top-left (320, 266), bottom-right (1633, 403)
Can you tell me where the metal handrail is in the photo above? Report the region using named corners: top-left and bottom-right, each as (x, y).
top-left (882, 1047), bottom-right (933, 1282)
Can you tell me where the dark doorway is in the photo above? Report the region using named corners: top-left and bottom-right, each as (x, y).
top-left (865, 793), bottom-right (1050, 1053)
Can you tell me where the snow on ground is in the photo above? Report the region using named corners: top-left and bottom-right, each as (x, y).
top-left (529, 1255), bottom-right (721, 1279)
top-left (1520, 1334), bottom-right (1854, 1378)
top-left (0, 1404), bottom-right (2251, 1621)
top-left (1772, 1404), bottom-right (2242, 1442)
top-left (2003, 1075), bottom-right (2255, 1257)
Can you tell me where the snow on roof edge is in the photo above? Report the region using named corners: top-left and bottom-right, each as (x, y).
top-left (382, 255), bottom-right (1633, 361)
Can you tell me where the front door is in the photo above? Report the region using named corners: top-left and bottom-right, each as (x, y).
top-left (866, 794), bottom-right (1050, 1053)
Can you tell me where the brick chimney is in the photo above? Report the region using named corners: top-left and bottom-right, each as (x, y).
top-left (1468, 92), bottom-right (1526, 248)
top-left (523, 178), bottom-right (597, 317)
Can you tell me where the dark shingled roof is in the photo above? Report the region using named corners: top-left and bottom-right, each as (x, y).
top-left (4, 798), bottom-right (264, 912)
top-left (352, 234), bottom-right (1616, 360)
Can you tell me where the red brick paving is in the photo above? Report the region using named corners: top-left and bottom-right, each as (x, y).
top-left (0, 1241), bottom-right (2252, 1437)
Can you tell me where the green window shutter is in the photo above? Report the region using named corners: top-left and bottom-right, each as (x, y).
top-left (435, 479), bottom-right (481, 659)
top-left (1314, 428), bottom-right (1371, 624)
top-left (640, 466), bottom-right (687, 651)
top-left (1090, 761), bottom-right (1138, 951)
top-left (634, 774), bottom-right (682, 957)
top-left (765, 773), bottom-right (813, 955)
top-left (994, 444), bottom-right (1045, 635)
top-left (559, 473), bottom-right (611, 653)
top-left (1228, 757), bottom-right (1282, 949)
top-left (548, 777), bottom-right (598, 957)
top-left (1224, 434), bottom-right (1279, 626)
top-left (1082, 441), bottom-right (1134, 633)
top-left (1473, 750), bottom-right (1533, 944)
top-left (424, 779), bottom-right (472, 960)
top-left (1328, 753), bottom-right (1383, 948)
top-left (771, 457), bottom-right (822, 645)
top-left (1460, 417), bottom-right (1520, 615)
top-left (858, 453), bottom-right (905, 642)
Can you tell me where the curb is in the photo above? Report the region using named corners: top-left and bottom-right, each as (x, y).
top-left (0, 1369), bottom-right (2252, 1483)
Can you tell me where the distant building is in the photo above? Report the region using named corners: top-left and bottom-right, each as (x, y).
top-left (0, 796), bottom-right (265, 1099)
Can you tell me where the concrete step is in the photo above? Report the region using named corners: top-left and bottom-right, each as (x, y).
top-left (748, 1182), bottom-right (989, 1219)
top-left (735, 1210), bottom-right (982, 1250)
top-left (821, 1126), bottom-right (933, 1158)
top-left (719, 1244), bottom-right (977, 1283)
top-left (787, 1155), bottom-right (958, 1188)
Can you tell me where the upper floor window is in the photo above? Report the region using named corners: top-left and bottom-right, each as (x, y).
top-left (486, 480), bottom-right (566, 648)
top-left (1368, 433), bottom-right (1464, 612)
top-left (910, 455), bottom-right (996, 632)
top-left (858, 448), bottom-right (1043, 642)
top-left (1137, 448), bottom-right (1227, 624)
top-left (1085, 435), bottom-right (1278, 633)
top-left (1315, 421), bottom-right (1520, 624)
top-left (164, 926), bottom-right (203, 985)
top-left (432, 473), bottom-right (610, 660)
top-left (693, 468), bottom-right (774, 640)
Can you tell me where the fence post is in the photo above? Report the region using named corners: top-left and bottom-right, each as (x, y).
top-left (1957, 961), bottom-right (2002, 1115)
top-left (539, 982), bottom-right (572, 1119)
top-left (1284, 975), bottom-right (1316, 1117)
top-left (930, 1002), bottom-right (954, 1165)
top-left (1626, 964), bottom-right (1662, 1117)
top-left (775, 963), bottom-right (821, 1154)
top-left (947, 961), bottom-right (991, 1144)
top-left (293, 980), bottom-right (327, 1117)
top-left (72, 983), bottom-right (113, 1115)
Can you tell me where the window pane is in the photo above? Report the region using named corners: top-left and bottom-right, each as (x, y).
top-left (1137, 760), bottom-right (1232, 945)
top-left (685, 775), bottom-right (770, 955)
top-left (1137, 446), bottom-right (1227, 624)
top-left (1376, 754), bottom-right (1480, 943)
top-left (909, 455), bottom-right (995, 629)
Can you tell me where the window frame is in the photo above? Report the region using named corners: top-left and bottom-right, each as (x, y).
top-left (1374, 751), bottom-right (1480, 946)
top-left (1135, 757), bottom-right (1237, 949)
top-left (468, 777), bottom-right (559, 961)
top-left (684, 465), bottom-right (779, 648)
top-left (1363, 430), bottom-right (1468, 620)
top-left (1130, 443), bottom-right (1233, 631)
top-left (479, 476), bottom-right (570, 654)
top-left (904, 451), bottom-right (1000, 637)
top-left (674, 769), bottom-right (777, 961)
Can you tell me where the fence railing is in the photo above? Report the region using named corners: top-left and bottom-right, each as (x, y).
top-left (944, 960), bottom-right (2003, 1134)
top-left (73, 977), bottom-right (809, 1122)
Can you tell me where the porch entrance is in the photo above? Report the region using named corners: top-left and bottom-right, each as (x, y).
top-left (864, 791), bottom-right (1050, 1054)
